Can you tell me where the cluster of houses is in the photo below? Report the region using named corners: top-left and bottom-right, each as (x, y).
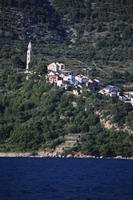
top-left (99, 85), bottom-right (133, 106)
top-left (46, 62), bottom-right (102, 95)
top-left (119, 91), bottom-right (133, 105)
top-left (25, 42), bottom-right (133, 107)
top-left (46, 62), bottom-right (133, 107)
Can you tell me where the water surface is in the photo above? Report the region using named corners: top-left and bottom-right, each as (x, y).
top-left (0, 158), bottom-right (133, 200)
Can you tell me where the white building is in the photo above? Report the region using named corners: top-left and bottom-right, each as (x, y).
top-left (63, 75), bottom-right (72, 82)
top-left (131, 98), bottom-right (133, 106)
top-left (57, 80), bottom-right (63, 87)
top-left (47, 62), bottom-right (65, 72)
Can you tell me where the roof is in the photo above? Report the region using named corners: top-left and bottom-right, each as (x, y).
top-left (47, 62), bottom-right (57, 67)
top-left (94, 79), bottom-right (100, 83)
top-left (124, 91), bottom-right (133, 94)
top-left (106, 85), bottom-right (117, 89)
top-left (28, 41), bottom-right (32, 49)
top-left (49, 74), bottom-right (58, 77)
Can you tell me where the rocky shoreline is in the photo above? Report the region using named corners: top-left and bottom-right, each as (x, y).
top-left (0, 152), bottom-right (133, 160)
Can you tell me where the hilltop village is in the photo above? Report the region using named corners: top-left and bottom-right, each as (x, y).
top-left (25, 42), bottom-right (133, 107)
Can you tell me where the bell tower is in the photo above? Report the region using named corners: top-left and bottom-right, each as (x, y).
top-left (26, 41), bottom-right (32, 72)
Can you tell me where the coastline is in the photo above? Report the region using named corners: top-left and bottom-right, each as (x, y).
top-left (0, 152), bottom-right (133, 160)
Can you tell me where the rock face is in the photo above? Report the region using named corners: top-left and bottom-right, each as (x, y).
top-left (100, 117), bottom-right (133, 135)
top-left (0, 152), bottom-right (31, 157)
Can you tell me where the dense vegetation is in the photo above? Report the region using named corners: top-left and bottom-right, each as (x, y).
top-left (0, 0), bottom-right (133, 156)
top-left (1, 0), bottom-right (133, 79)
top-left (0, 66), bottom-right (133, 157)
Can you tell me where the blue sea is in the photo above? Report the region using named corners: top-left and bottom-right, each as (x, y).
top-left (0, 158), bottom-right (133, 200)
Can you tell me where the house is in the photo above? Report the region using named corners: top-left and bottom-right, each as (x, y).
top-left (75, 74), bottom-right (88, 84)
top-left (88, 79), bottom-right (93, 84)
top-left (47, 62), bottom-right (59, 72)
top-left (123, 91), bottom-right (133, 99)
top-left (87, 79), bottom-right (103, 91)
top-left (109, 91), bottom-right (118, 97)
top-left (57, 80), bottom-right (63, 87)
top-left (105, 85), bottom-right (119, 93)
top-left (119, 91), bottom-right (133, 105)
top-left (77, 84), bottom-right (83, 89)
top-left (63, 81), bottom-right (69, 90)
top-left (99, 85), bottom-right (119, 96)
top-left (72, 101), bottom-right (77, 108)
top-left (49, 74), bottom-right (58, 84)
top-left (47, 71), bottom-right (58, 77)
top-left (46, 71), bottom-right (58, 80)
top-left (63, 73), bottom-right (75, 85)
top-left (73, 89), bottom-right (80, 96)
top-left (131, 98), bottom-right (133, 106)
top-left (119, 96), bottom-right (129, 102)
top-left (59, 70), bottom-right (71, 79)
top-left (56, 62), bottom-right (65, 71)
top-left (73, 87), bottom-right (82, 96)
top-left (47, 62), bottom-right (65, 72)
top-left (63, 74), bottom-right (72, 82)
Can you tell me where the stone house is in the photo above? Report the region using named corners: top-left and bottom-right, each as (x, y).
top-left (47, 62), bottom-right (65, 72)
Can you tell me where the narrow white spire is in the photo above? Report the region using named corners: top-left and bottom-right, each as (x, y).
top-left (26, 41), bottom-right (32, 72)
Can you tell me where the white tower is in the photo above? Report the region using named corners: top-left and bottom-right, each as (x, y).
top-left (26, 41), bottom-right (32, 72)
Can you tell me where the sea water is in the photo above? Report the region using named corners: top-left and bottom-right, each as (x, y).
top-left (0, 158), bottom-right (133, 200)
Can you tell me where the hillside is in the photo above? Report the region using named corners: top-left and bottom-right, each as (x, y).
top-left (0, 0), bottom-right (133, 157)
top-left (0, 68), bottom-right (133, 157)
top-left (0, 0), bottom-right (133, 77)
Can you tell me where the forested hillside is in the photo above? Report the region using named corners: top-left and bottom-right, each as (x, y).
top-left (0, 69), bottom-right (133, 157)
top-left (0, 0), bottom-right (133, 157)
top-left (1, 0), bottom-right (133, 75)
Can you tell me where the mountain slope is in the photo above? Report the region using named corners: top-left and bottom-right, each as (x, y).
top-left (1, 0), bottom-right (133, 69)
top-left (0, 0), bottom-right (133, 157)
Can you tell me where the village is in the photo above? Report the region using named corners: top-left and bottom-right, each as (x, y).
top-left (26, 42), bottom-right (133, 107)
top-left (46, 62), bottom-right (133, 106)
